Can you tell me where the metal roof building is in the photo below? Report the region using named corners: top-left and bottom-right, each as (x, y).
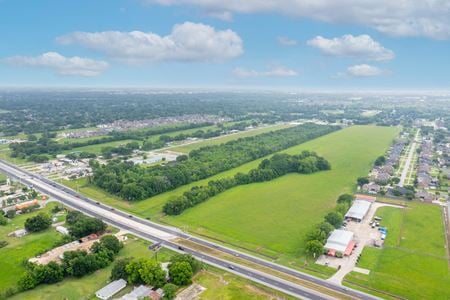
top-left (121, 285), bottom-right (153, 300)
top-left (95, 279), bottom-right (127, 300)
top-left (345, 199), bottom-right (372, 221)
top-left (324, 229), bottom-right (355, 256)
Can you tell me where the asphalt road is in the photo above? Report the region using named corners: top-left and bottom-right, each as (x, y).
top-left (0, 159), bottom-right (380, 300)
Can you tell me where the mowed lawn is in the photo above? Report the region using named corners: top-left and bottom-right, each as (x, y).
top-left (344, 203), bottom-right (450, 299)
top-left (0, 203), bottom-right (61, 292)
top-left (165, 126), bottom-right (400, 256)
top-left (65, 126), bottom-right (399, 233)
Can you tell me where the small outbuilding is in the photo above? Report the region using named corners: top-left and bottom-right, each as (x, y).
top-left (95, 279), bottom-right (127, 300)
top-left (324, 229), bottom-right (355, 257)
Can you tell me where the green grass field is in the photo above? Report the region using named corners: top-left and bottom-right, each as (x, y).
top-left (344, 203), bottom-right (450, 299)
top-left (10, 235), bottom-right (293, 300)
top-left (64, 126), bottom-right (399, 261)
top-left (170, 123), bottom-right (293, 153)
top-left (0, 203), bottom-right (61, 292)
top-left (165, 125), bottom-right (399, 257)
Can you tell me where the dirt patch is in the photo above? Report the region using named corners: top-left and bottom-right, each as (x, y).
top-left (175, 283), bottom-right (206, 300)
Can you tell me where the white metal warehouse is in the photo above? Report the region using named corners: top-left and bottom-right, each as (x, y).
top-left (324, 229), bottom-right (355, 256)
top-left (345, 200), bottom-right (371, 222)
top-left (95, 279), bottom-right (127, 300)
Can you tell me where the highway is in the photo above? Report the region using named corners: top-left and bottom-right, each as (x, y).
top-left (0, 159), bottom-right (380, 300)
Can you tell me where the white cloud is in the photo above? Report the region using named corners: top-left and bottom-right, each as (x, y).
top-left (205, 11), bottom-right (233, 21)
top-left (57, 22), bottom-right (243, 63)
top-left (233, 65), bottom-right (298, 78)
top-left (346, 64), bottom-right (387, 77)
top-left (278, 36), bottom-right (298, 46)
top-left (2, 52), bottom-right (109, 76)
top-left (146, 0), bottom-right (450, 39)
top-left (307, 34), bottom-right (394, 61)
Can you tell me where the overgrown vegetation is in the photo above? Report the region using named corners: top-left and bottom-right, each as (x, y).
top-left (65, 210), bottom-right (107, 238)
top-left (17, 235), bottom-right (123, 291)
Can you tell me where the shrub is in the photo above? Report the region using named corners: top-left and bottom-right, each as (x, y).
top-left (24, 213), bottom-right (52, 232)
top-left (168, 261), bottom-right (193, 286)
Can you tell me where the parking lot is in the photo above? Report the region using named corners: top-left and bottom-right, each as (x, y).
top-left (317, 202), bottom-right (404, 284)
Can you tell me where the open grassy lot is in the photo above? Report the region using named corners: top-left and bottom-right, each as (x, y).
top-left (64, 126), bottom-right (399, 262)
top-left (0, 203), bottom-right (61, 292)
top-left (10, 235), bottom-right (293, 300)
top-left (170, 123), bottom-right (293, 153)
top-left (165, 126), bottom-right (399, 257)
top-left (344, 202), bottom-right (450, 299)
top-left (61, 139), bottom-right (138, 155)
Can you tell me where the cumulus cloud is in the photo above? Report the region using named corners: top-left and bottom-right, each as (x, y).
top-left (233, 65), bottom-right (298, 78)
top-left (278, 36), bottom-right (298, 46)
top-left (57, 22), bottom-right (243, 63)
top-left (2, 52), bottom-right (109, 76)
top-left (307, 34), bottom-right (394, 61)
top-left (146, 0), bottom-right (450, 39)
top-left (346, 64), bottom-right (387, 77)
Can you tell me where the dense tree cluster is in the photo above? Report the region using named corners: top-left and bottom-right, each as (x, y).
top-left (164, 151), bottom-right (331, 215)
top-left (110, 253), bottom-right (199, 298)
top-left (374, 155), bottom-right (386, 166)
top-left (65, 210), bottom-right (107, 238)
top-left (304, 194), bottom-right (353, 257)
top-left (18, 235), bottom-right (122, 291)
top-left (24, 213), bottom-right (52, 232)
top-left (91, 124), bottom-right (337, 201)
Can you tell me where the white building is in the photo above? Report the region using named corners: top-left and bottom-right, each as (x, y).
top-left (345, 200), bottom-right (372, 222)
top-left (324, 229), bottom-right (355, 256)
top-left (95, 279), bottom-right (127, 300)
top-left (121, 285), bottom-right (153, 300)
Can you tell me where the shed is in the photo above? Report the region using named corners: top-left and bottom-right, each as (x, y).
top-left (324, 229), bottom-right (355, 256)
top-left (345, 200), bottom-right (371, 222)
top-left (95, 279), bottom-right (127, 300)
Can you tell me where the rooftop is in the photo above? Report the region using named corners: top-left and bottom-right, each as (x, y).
top-left (345, 200), bottom-right (372, 220)
top-left (324, 229), bottom-right (354, 253)
top-left (95, 279), bottom-right (127, 300)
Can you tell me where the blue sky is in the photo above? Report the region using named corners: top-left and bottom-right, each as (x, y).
top-left (1, 0), bottom-right (450, 89)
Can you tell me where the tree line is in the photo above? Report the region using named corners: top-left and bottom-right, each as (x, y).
top-left (9, 121), bottom-right (257, 162)
top-left (304, 194), bottom-right (353, 257)
top-left (8, 122), bottom-right (212, 161)
top-left (90, 124), bottom-right (338, 201)
top-left (163, 151), bottom-right (331, 215)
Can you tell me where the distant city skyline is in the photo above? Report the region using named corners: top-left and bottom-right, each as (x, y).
top-left (1, 0), bottom-right (450, 89)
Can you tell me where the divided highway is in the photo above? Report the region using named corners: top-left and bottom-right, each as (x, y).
top-left (0, 159), bottom-right (380, 300)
